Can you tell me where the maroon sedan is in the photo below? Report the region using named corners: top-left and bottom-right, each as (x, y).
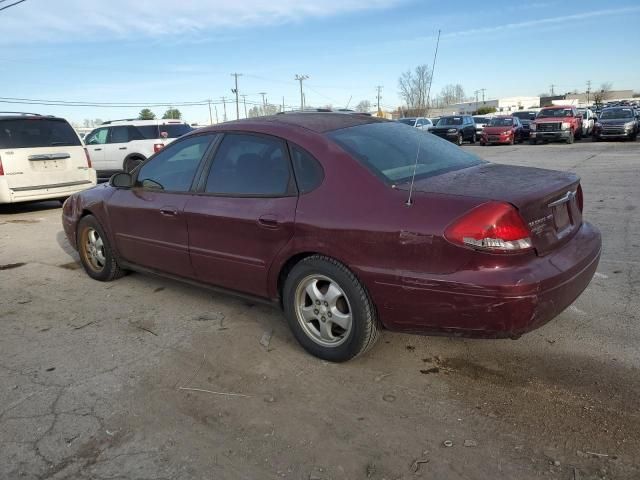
top-left (62, 113), bottom-right (601, 361)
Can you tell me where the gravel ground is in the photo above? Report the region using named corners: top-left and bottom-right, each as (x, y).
top-left (1, 140), bottom-right (639, 480)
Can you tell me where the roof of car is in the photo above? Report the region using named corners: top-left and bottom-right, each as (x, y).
top-left (0, 112), bottom-right (64, 121)
top-left (219, 112), bottom-right (388, 134)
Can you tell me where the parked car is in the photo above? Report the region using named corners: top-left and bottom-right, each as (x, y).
top-left (0, 113), bottom-right (96, 204)
top-left (592, 107), bottom-right (639, 141)
top-left (577, 108), bottom-right (597, 136)
top-left (511, 110), bottom-right (538, 139)
top-left (530, 106), bottom-right (583, 144)
top-left (480, 116), bottom-right (524, 145)
top-left (84, 119), bottom-right (192, 180)
top-left (62, 113), bottom-right (601, 361)
top-left (472, 116), bottom-right (491, 139)
top-left (397, 117), bottom-right (433, 131)
top-left (430, 115), bottom-right (477, 145)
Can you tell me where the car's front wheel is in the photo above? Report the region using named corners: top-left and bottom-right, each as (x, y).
top-left (283, 255), bottom-right (380, 362)
top-left (456, 133), bottom-right (463, 146)
top-left (77, 215), bottom-right (125, 281)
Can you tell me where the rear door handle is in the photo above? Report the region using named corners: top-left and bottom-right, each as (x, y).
top-left (258, 215), bottom-right (280, 229)
top-left (119, 147), bottom-right (127, 150)
top-left (160, 207), bottom-right (178, 217)
top-left (93, 148), bottom-right (102, 151)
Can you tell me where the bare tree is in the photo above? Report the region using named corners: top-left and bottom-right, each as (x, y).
top-left (438, 84), bottom-right (466, 106)
top-left (593, 82), bottom-right (613, 105)
top-left (398, 64), bottom-right (432, 115)
top-left (248, 104), bottom-right (280, 118)
top-left (355, 100), bottom-right (371, 113)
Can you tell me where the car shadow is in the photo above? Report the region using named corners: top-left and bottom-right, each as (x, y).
top-left (0, 200), bottom-right (62, 216)
top-left (56, 230), bottom-right (80, 262)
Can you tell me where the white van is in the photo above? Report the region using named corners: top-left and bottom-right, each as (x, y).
top-left (0, 113), bottom-right (96, 204)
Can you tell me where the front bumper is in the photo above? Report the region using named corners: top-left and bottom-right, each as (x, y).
top-left (368, 221), bottom-right (602, 338)
top-left (593, 129), bottom-right (634, 139)
top-left (431, 131), bottom-right (459, 142)
top-left (531, 130), bottom-right (571, 141)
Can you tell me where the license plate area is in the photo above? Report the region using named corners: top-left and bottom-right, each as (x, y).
top-left (30, 159), bottom-right (62, 171)
top-left (552, 204), bottom-right (571, 233)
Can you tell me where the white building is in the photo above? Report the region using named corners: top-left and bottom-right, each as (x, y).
top-left (451, 96), bottom-right (540, 115)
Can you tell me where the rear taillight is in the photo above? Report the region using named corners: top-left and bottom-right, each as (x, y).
top-left (0, 155), bottom-right (4, 176)
top-left (445, 202), bottom-right (533, 253)
top-left (576, 184), bottom-right (583, 212)
top-left (83, 148), bottom-right (92, 168)
top-left (153, 143), bottom-right (164, 153)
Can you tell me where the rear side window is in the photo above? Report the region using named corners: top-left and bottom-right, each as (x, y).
top-left (109, 126), bottom-right (129, 143)
top-left (289, 145), bottom-right (324, 194)
top-left (205, 134), bottom-right (291, 196)
top-left (328, 122), bottom-right (484, 184)
top-left (0, 119), bottom-right (81, 149)
top-left (136, 124), bottom-right (193, 139)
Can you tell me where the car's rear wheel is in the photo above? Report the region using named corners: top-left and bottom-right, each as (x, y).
top-left (283, 255), bottom-right (380, 362)
top-left (123, 156), bottom-right (144, 173)
top-left (77, 215), bottom-right (125, 281)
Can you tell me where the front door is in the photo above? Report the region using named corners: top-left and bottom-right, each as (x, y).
top-left (84, 127), bottom-right (107, 170)
top-left (184, 133), bottom-right (297, 298)
top-left (107, 133), bottom-right (217, 279)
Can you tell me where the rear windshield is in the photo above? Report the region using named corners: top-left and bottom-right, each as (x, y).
top-left (328, 122), bottom-right (484, 184)
top-left (0, 118), bottom-right (81, 149)
top-left (135, 123), bottom-right (193, 139)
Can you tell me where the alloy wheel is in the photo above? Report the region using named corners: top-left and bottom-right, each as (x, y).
top-left (81, 227), bottom-right (106, 272)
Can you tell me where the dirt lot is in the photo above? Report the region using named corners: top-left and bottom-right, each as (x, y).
top-left (1, 140), bottom-right (639, 480)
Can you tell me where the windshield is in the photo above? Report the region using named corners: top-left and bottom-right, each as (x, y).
top-left (136, 123), bottom-right (193, 139)
top-left (537, 108), bottom-right (573, 118)
top-left (0, 118), bottom-right (81, 149)
top-left (327, 122), bottom-right (484, 183)
top-left (488, 117), bottom-right (514, 127)
top-left (473, 117), bottom-right (489, 124)
top-left (600, 108), bottom-right (634, 119)
top-left (512, 111), bottom-right (537, 120)
top-left (436, 117), bottom-right (463, 126)
top-left (397, 119), bottom-right (416, 126)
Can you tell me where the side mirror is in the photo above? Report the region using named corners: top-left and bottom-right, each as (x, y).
top-left (109, 172), bottom-right (133, 188)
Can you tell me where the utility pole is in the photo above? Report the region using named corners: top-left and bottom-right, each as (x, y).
top-left (221, 97), bottom-right (228, 122)
top-left (376, 86), bottom-right (383, 116)
top-left (295, 74), bottom-right (309, 111)
top-left (258, 92), bottom-right (267, 115)
top-left (214, 105), bottom-right (219, 124)
top-left (207, 99), bottom-right (213, 125)
top-left (586, 80), bottom-right (592, 104)
top-left (240, 95), bottom-right (248, 118)
top-left (480, 88), bottom-right (486, 103)
top-left (231, 73), bottom-right (242, 120)
top-left (282, 96), bottom-right (285, 113)
top-left (550, 84), bottom-right (556, 96)
top-left (474, 90), bottom-right (480, 111)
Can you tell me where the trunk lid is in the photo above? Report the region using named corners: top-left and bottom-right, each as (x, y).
top-left (397, 163), bottom-right (582, 255)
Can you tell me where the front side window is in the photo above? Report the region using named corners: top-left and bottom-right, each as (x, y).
top-left (328, 122), bottom-right (484, 184)
top-left (85, 128), bottom-right (108, 145)
top-left (136, 134), bottom-right (215, 192)
top-left (205, 134), bottom-right (291, 196)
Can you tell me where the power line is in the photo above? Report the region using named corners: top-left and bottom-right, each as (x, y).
top-left (0, 0), bottom-right (27, 12)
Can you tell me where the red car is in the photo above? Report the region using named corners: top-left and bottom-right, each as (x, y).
top-left (481, 116), bottom-right (523, 145)
top-left (62, 114), bottom-right (601, 362)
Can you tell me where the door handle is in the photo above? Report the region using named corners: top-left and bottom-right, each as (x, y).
top-left (119, 147), bottom-right (127, 150)
top-left (160, 207), bottom-right (178, 217)
top-left (257, 215), bottom-right (280, 229)
top-left (93, 148), bottom-right (102, 151)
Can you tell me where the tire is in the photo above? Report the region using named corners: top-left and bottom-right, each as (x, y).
top-left (283, 255), bottom-right (380, 362)
top-left (456, 133), bottom-right (463, 146)
top-left (123, 156), bottom-right (144, 173)
top-left (575, 128), bottom-right (583, 140)
top-left (470, 133), bottom-right (476, 144)
top-left (508, 134), bottom-right (515, 145)
top-left (566, 130), bottom-right (574, 144)
top-left (529, 139), bottom-right (537, 145)
top-left (77, 215), bottom-right (125, 282)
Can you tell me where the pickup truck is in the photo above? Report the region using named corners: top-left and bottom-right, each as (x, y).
top-left (530, 106), bottom-right (583, 144)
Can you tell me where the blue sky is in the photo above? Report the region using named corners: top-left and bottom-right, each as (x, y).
top-left (1, 0), bottom-right (639, 124)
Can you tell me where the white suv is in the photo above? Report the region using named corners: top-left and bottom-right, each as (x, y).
top-left (0, 113), bottom-right (96, 204)
top-left (84, 119), bottom-right (192, 179)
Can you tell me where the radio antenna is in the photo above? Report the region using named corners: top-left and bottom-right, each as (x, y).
top-left (406, 28), bottom-right (441, 207)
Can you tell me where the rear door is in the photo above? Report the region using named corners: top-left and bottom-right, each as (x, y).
top-left (107, 133), bottom-right (218, 278)
top-left (0, 117), bottom-right (91, 190)
top-left (84, 127), bottom-right (108, 170)
top-left (184, 133), bottom-right (297, 298)
top-left (103, 126), bottom-right (130, 171)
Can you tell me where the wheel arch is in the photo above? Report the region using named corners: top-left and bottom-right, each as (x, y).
top-left (122, 153), bottom-right (147, 170)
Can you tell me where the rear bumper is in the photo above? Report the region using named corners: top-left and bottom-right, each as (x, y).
top-left (0, 172), bottom-right (96, 204)
top-left (367, 221), bottom-right (602, 337)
